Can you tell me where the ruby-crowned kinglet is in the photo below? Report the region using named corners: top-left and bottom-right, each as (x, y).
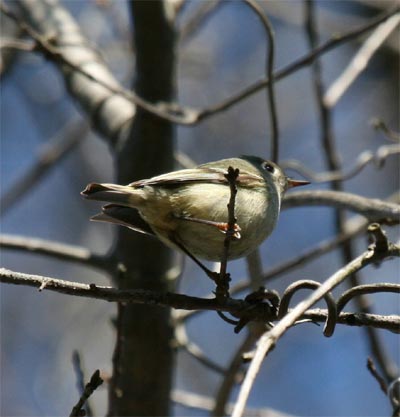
top-left (81, 156), bottom-right (309, 262)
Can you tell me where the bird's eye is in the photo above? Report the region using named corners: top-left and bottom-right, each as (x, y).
top-left (262, 161), bottom-right (275, 173)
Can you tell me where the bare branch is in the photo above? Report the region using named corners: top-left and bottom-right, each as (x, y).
top-left (1, 266), bottom-right (399, 333)
top-left (0, 234), bottom-right (114, 272)
top-left (3, 0), bottom-right (135, 143)
top-left (177, 214), bottom-right (370, 322)
top-left (0, 118), bottom-right (89, 215)
top-left (278, 280), bottom-right (337, 337)
top-left (172, 389), bottom-right (295, 416)
top-left (69, 370), bottom-right (103, 417)
top-left (0, 267), bottom-right (274, 319)
top-left (216, 166), bottom-right (240, 299)
top-left (174, 322), bottom-right (227, 375)
top-left (180, 0), bottom-right (223, 42)
top-left (231, 239), bottom-right (400, 417)
top-left (371, 118), bottom-right (400, 142)
top-left (281, 144), bottom-right (400, 183)
top-left (337, 283), bottom-right (400, 313)
top-left (72, 351), bottom-right (95, 417)
top-left (197, 5), bottom-right (400, 124)
top-left (212, 325), bottom-right (266, 416)
top-left (367, 357), bottom-right (389, 394)
top-left (0, 37), bottom-right (34, 51)
top-left (282, 190), bottom-right (400, 222)
top-left (243, 0), bottom-right (279, 162)
top-left (302, 309), bottom-right (400, 333)
top-left (304, 0), bottom-right (399, 391)
top-left (324, 13), bottom-right (400, 107)
top-left (1, 2), bottom-right (397, 128)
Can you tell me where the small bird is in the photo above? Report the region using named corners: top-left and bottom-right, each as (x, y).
top-left (81, 156), bottom-right (309, 262)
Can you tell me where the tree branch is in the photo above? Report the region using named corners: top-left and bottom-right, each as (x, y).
top-left (7, 0), bottom-right (135, 144)
top-left (2, 2), bottom-right (397, 128)
top-left (1, 266), bottom-right (399, 333)
top-left (0, 234), bottom-right (114, 272)
top-left (231, 237), bottom-right (400, 417)
top-left (282, 190), bottom-right (400, 222)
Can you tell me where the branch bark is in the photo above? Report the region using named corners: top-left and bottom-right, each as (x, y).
top-left (14, 0), bottom-right (135, 144)
top-left (1, 267), bottom-right (399, 333)
top-left (231, 238), bottom-right (400, 417)
top-left (282, 190), bottom-right (400, 222)
top-left (108, 2), bottom-right (177, 416)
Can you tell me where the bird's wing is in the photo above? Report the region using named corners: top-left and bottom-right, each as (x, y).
top-left (129, 167), bottom-right (261, 188)
top-left (91, 204), bottom-right (155, 237)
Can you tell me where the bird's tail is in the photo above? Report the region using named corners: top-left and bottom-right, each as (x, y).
top-left (90, 204), bottom-right (155, 236)
top-left (81, 183), bottom-right (144, 207)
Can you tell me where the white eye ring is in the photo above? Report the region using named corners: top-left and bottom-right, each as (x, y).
top-left (262, 162), bottom-right (275, 173)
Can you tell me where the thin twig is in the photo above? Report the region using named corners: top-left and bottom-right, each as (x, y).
top-left (174, 322), bottom-right (227, 375)
top-left (69, 369), bottom-right (103, 417)
top-left (281, 144), bottom-right (400, 183)
top-left (177, 213), bottom-right (372, 322)
top-left (1, 3), bottom-right (398, 126)
top-left (180, 0), bottom-right (222, 42)
top-left (177, 193), bottom-right (399, 323)
top-left (324, 13), bottom-right (400, 107)
top-left (72, 351), bottom-right (94, 417)
top-left (216, 167), bottom-right (240, 299)
top-left (304, 0), bottom-right (399, 389)
top-left (306, 0), bottom-right (399, 390)
top-left (0, 118), bottom-right (89, 215)
top-left (0, 37), bottom-right (35, 51)
top-left (196, 5), bottom-right (400, 124)
top-left (337, 283), bottom-right (400, 314)
top-left (172, 388), bottom-right (296, 416)
top-left (212, 325), bottom-right (265, 416)
top-left (367, 357), bottom-right (389, 394)
top-left (282, 190), bottom-right (400, 222)
top-left (371, 118), bottom-right (400, 143)
top-left (0, 234), bottom-right (115, 272)
top-left (243, 0), bottom-right (279, 162)
top-left (278, 280), bottom-right (337, 337)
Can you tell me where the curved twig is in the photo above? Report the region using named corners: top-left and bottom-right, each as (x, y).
top-left (230, 235), bottom-right (400, 417)
top-left (371, 118), bottom-right (400, 143)
top-left (337, 283), bottom-right (400, 314)
top-left (243, 0), bottom-right (279, 162)
top-left (278, 280), bottom-right (337, 337)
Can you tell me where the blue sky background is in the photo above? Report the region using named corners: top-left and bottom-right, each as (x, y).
top-left (1, 1), bottom-right (399, 416)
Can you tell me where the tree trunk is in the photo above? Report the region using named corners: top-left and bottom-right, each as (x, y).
top-left (108, 2), bottom-right (176, 415)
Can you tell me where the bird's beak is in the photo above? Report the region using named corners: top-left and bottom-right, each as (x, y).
top-left (286, 178), bottom-right (310, 188)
